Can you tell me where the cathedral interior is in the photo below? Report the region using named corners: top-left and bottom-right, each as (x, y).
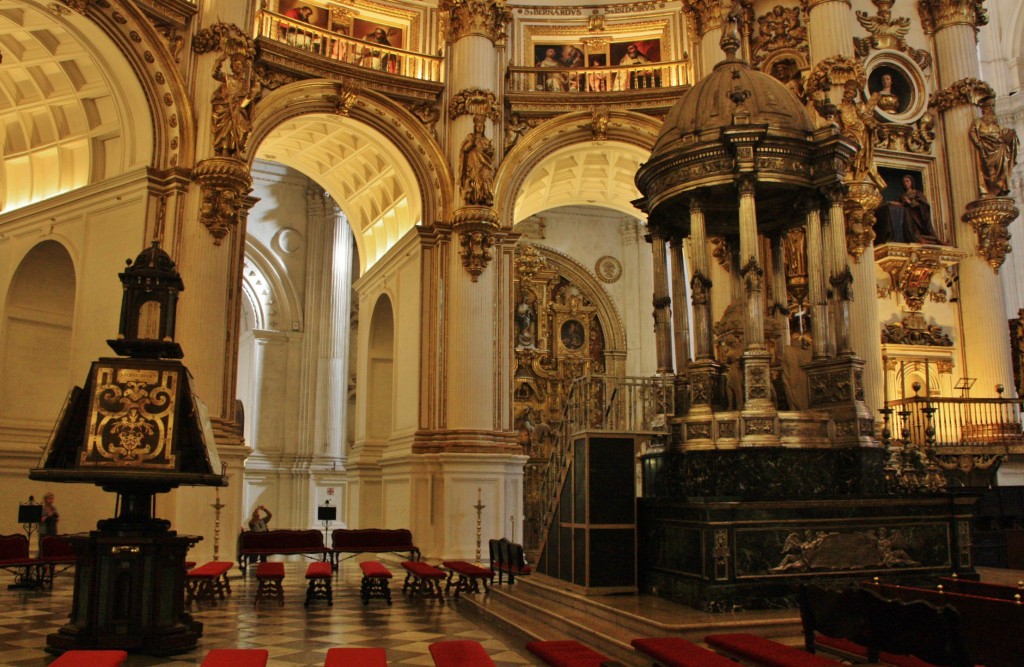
top-left (3, 0), bottom-right (1024, 659)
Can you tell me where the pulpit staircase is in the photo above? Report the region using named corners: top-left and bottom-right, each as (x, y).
top-left (531, 375), bottom-right (675, 592)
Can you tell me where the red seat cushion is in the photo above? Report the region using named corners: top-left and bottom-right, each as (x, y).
top-left (50, 650), bottom-right (128, 667)
top-left (429, 640), bottom-right (496, 667)
top-left (704, 633), bottom-right (843, 667)
top-left (401, 560), bottom-right (445, 579)
top-left (255, 562), bottom-right (285, 577)
top-left (526, 640), bottom-right (610, 667)
top-left (188, 561), bottom-right (233, 577)
top-left (442, 560), bottom-right (493, 576)
top-left (631, 637), bottom-right (739, 667)
top-left (305, 561), bottom-right (332, 578)
top-left (324, 647), bottom-right (387, 667)
top-left (201, 649), bottom-right (269, 667)
top-left (360, 560), bottom-right (393, 578)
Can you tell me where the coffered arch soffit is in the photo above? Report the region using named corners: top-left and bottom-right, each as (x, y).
top-left (250, 81), bottom-right (453, 274)
top-left (0, 0), bottom-right (187, 212)
top-left (494, 110), bottom-right (660, 227)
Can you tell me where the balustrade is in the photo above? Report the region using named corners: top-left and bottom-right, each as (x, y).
top-left (507, 61), bottom-right (691, 94)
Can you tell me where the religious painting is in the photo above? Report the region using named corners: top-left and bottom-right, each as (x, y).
top-left (586, 53), bottom-right (609, 92)
top-left (868, 64), bottom-right (912, 116)
top-left (278, 0), bottom-right (330, 29)
top-left (874, 167), bottom-right (941, 245)
top-left (533, 44), bottom-right (586, 92)
top-left (610, 39), bottom-right (661, 90)
top-left (560, 319), bottom-right (586, 351)
top-left (353, 18), bottom-right (404, 49)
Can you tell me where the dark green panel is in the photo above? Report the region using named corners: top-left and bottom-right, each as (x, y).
top-left (574, 438), bottom-right (586, 524)
top-left (588, 437), bottom-right (635, 524)
top-left (589, 529), bottom-right (635, 587)
top-left (573, 528), bottom-right (586, 586)
top-left (558, 526), bottom-right (572, 581)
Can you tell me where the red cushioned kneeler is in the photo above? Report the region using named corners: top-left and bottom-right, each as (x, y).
top-left (526, 640), bottom-right (611, 667)
top-left (201, 648), bottom-right (269, 667)
top-left (429, 640), bottom-right (497, 666)
top-left (631, 637), bottom-right (740, 667)
top-left (50, 650), bottom-right (128, 667)
top-left (324, 647), bottom-right (388, 667)
top-left (705, 633), bottom-right (844, 667)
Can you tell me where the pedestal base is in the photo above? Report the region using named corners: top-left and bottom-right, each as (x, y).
top-left (47, 529), bottom-right (202, 655)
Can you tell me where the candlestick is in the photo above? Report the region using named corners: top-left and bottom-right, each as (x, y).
top-left (210, 487), bottom-right (225, 561)
top-left (474, 488), bottom-right (485, 566)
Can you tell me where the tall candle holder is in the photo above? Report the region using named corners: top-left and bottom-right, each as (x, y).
top-left (210, 487), bottom-right (224, 561)
top-left (474, 488), bottom-right (485, 566)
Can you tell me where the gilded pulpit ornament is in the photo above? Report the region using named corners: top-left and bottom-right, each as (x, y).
top-left (855, 0), bottom-right (932, 70)
top-left (917, 0), bottom-right (989, 35)
top-left (439, 0), bottom-right (512, 45)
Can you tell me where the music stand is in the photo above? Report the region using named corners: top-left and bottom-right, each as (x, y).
top-left (955, 377), bottom-right (976, 399)
top-left (11, 497), bottom-right (43, 590)
top-left (318, 501), bottom-right (336, 546)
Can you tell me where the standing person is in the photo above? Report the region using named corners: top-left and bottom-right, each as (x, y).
top-left (248, 505), bottom-right (272, 532)
top-left (39, 492), bottom-right (59, 536)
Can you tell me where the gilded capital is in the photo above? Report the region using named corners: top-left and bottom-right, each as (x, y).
top-left (439, 0), bottom-right (512, 45)
top-left (928, 77), bottom-right (995, 113)
top-left (917, 0), bottom-right (989, 35)
top-left (682, 0), bottom-right (733, 39)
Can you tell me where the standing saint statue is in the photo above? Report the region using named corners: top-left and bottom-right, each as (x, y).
top-left (210, 50), bottom-right (260, 157)
top-left (970, 98), bottom-right (1020, 197)
top-left (835, 80), bottom-right (885, 189)
top-left (460, 115), bottom-right (495, 206)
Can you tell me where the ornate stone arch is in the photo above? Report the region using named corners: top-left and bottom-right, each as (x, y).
top-left (59, 0), bottom-right (197, 171)
top-left (241, 238), bottom-right (302, 333)
top-left (249, 79), bottom-right (453, 230)
top-left (494, 109), bottom-right (661, 229)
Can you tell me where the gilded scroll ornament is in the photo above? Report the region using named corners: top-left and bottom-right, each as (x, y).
top-left (874, 112), bottom-right (936, 153)
top-left (192, 157), bottom-right (253, 245)
top-left (928, 77), bottom-right (994, 113)
top-left (459, 115), bottom-right (496, 206)
top-left (969, 98), bottom-right (1020, 197)
top-left (881, 312), bottom-right (953, 346)
top-left (855, 0), bottom-right (932, 70)
top-left (448, 88), bottom-right (500, 123)
top-left (330, 81), bottom-right (359, 117)
top-left (751, 5), bottom-right (808, 68)
top-left (917, 0), bottom-right (988, 35)
top-left (961, 196), bottom-right (1018, 272)
top-left (439, 0), bottom-right (512, 45)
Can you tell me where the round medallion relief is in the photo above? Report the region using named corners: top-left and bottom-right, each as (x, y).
top-left (273, 228), bottom-right (303, 255)
top-left (595, 255), bottom-right (622, 283)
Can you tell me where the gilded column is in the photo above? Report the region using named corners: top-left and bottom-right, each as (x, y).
top-left (922, 0), bottom-right (1016, 395)
top-left (825, 187), bottom-right (853, 356)
top-left (649, 232), bottom-right (674, 375)
top-left (803, 200), bottom-right (829, 360)
top-left (683, 0), bottom-right (735, 79)
top-left (803, 0), bottom-right (854, 63)
top-left (670, 236), bottom-right (692, 370)
top-left (738, 178), bottom-right (765, 352)
top-left (689, 197), bottom-right (713, 361)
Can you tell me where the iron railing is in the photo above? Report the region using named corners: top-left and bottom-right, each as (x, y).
top-left (256, 10), bottom-right (444, 82)
top-left (530, 375), bottom-right (674, 559)
top-left (885, 395), bottom-right (1024, 451)
top-left (507, 60), bottom-right (692, 93)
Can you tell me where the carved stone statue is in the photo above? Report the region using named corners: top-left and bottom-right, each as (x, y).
top-left (836, 80), bottom-right (885, 189)
top-left (210, 51), bottom-right (259, 157)
top-left (459, 115), bottom-right (495, 206)
top-left (970, 98), bottom-right (1020, 197)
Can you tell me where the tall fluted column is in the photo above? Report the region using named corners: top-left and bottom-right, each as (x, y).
top-left (683, 1), bottom-right (733, 78)
top-left (738, 178), bottom-right (765, 351)
top-left (825, 188), bottom-right (852, 356)
top-left (770, 233), bottom-right (789, 362)
top-left (923, 0), bottom-right (1015, 395)
top-left (689, 197), bottom-right (713, 361)
top-left (649, 232), bottom-right (674, 374)
top-left (804, 0), bottom-right (854, 63)
top-left (670, 237), bottom-right (692, 370)
top-left (803, 201), bottom-right (829, 360)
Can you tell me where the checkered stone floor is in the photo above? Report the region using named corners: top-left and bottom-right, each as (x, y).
top-left (0, 560), bottom-right (539, 666)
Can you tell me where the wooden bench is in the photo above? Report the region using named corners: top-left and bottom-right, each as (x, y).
top-left (488, 537), bottom-right (532, 584)
top-left (201, 648), bottom-right (269, 666)
top-left (324, 647), bottom-right (388, 666)
top-left (331, 528), bottom-right (420, 569)
top-left (704, 633), bottom-right (845, 667)
top-left (304, 560), bottom-right (333, 607)
top-left (185, 561), bottom-right (233, 606)
top-left (630, 637), bottom-right (741, 667)
top-left (441, 560), bottom-right (492, 597)
top-left (800, 584), bottom-right (975, 667)
top-left (401, 560), bottom-right (446, 602)
top-left (429, 640), bottom-right (496, 666)
top-left (238, 529), bottom-right (329, 575)
top-left (50, 650), bottom-right (128, 667)
top-left (37, 534), bottom-right (76, 588)
top-left (525, 639), bottom-right (615, 667)
top-left (939, 575), bottom-right (1024, 601)
top-left (254, 561), bottom-right (285, 607)
top-left (0, 533), bottom-right (41, 588)
top-left (865, 580), bottom-right (1020, 667)
top-left (359, 560), bottom-right (393, 605)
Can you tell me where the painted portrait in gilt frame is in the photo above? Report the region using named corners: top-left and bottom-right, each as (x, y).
top-left (353, 18), bottom-right (404, 49)
top-left (278, 0), bottom-right (330, 29)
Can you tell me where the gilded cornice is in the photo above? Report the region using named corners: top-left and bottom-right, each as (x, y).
top-left (928, 77), bottom-right (995, 112)
top-left (439, 0), bottom-right (512, 45)
top-left (917, 0), bottom-right (988, 35)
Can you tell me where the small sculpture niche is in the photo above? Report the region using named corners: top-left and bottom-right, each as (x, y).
top-left (868, 66), bottom-right (912, 116)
